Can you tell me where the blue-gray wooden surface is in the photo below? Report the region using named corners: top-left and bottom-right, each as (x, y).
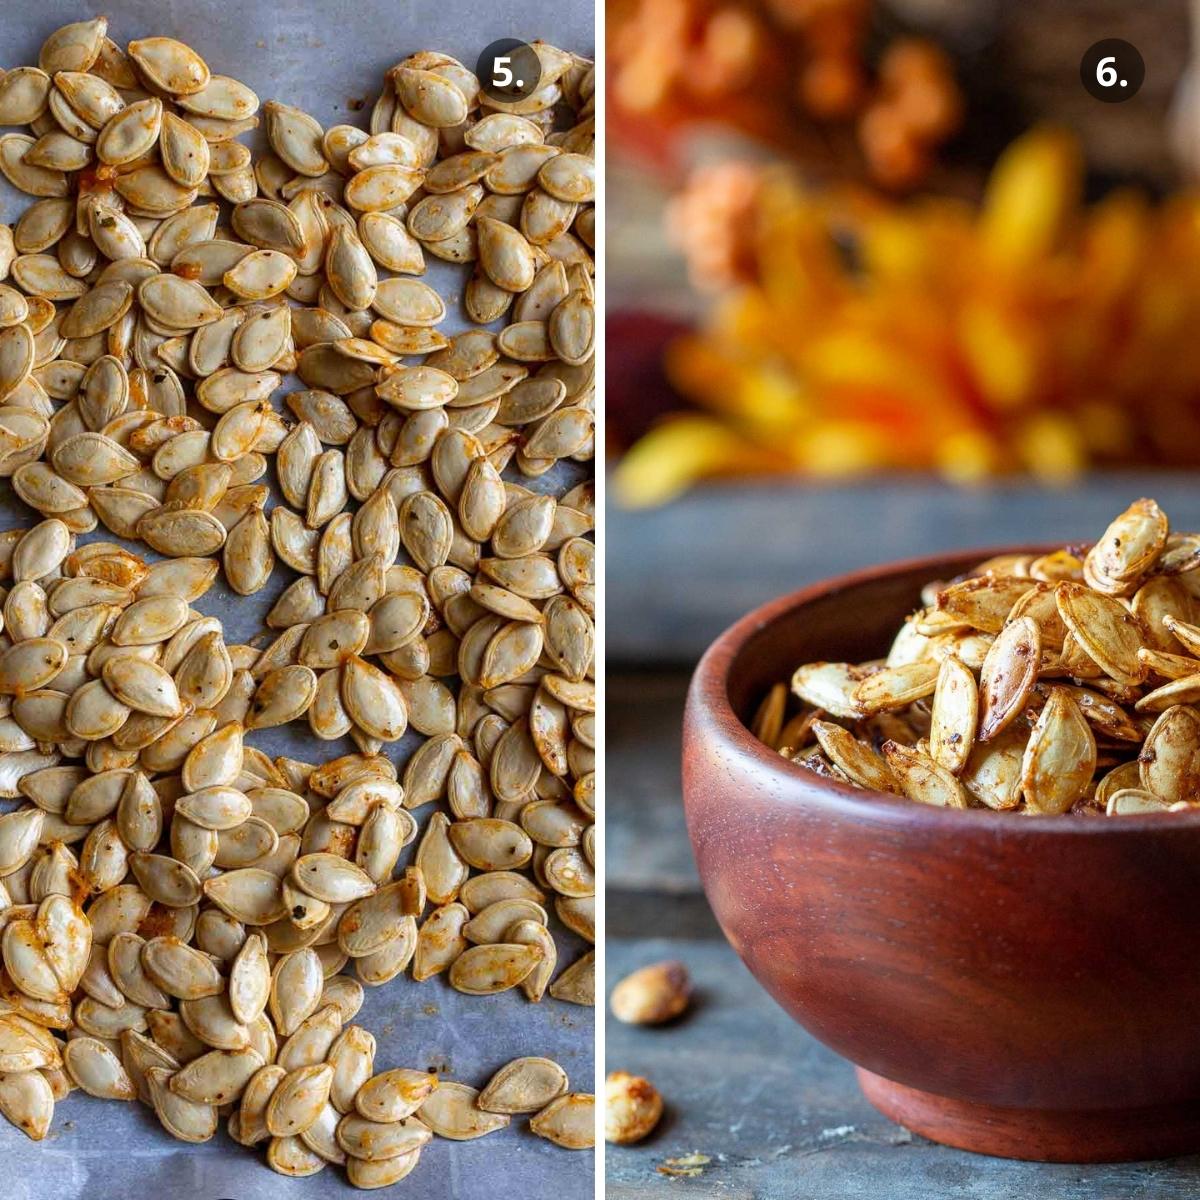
top-left (606, 476), bottom-right (1200, 1194)
top-left (606, 661), bottom-right (1200, 1196)
top-left (607, 474), bottom-right (1200, 664)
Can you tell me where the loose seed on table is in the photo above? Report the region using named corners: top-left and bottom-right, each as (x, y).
top-left (605, 1071), bottom-right (663, 1145)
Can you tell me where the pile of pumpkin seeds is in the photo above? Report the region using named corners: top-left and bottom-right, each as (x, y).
top-left (0, 15), bottom-right (596, 1184)
top-left (759, 499), bottom-right (1200, 816)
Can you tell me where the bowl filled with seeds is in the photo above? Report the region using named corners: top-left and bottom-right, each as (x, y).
top-left (683, 499), bottom-right (1200, 1163)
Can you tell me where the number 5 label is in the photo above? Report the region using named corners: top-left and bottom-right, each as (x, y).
top-left (476, 39), bottom-right (541, 104)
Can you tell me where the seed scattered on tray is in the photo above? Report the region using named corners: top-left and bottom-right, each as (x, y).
top-left (759, 499), bottom-right (1200, 816)
top-left (0, 13), bottom-right (595, 1186)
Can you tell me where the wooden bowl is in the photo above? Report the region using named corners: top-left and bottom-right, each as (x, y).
top-left (682, 548), bottom-right (1200, 1162)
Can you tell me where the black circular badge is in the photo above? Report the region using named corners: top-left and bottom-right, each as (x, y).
top-left (1080, 39), bottom-right (1144, 103)
top-left (476, 39), bottom-right (542, 105)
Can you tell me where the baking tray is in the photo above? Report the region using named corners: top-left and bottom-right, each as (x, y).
top-left (0, 2), bottom-right (596, 1195)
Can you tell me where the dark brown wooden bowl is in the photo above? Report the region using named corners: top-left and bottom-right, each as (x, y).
top-left (682, 548), bottom-right (1200, 1162)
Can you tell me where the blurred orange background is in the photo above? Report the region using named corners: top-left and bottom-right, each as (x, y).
top-left (607, 0), bottom-right (1200, 504)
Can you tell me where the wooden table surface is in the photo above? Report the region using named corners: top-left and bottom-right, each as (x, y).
top-left (607, 475), bottom-right (1200, 664)
top-left (606, 671), bottom-right (1200, 1196)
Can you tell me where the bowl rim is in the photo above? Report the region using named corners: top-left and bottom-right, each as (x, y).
top-left (689, 543), bottom-right (1200, 835)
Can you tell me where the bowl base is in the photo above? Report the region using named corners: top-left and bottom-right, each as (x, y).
top-left (857, 1067), bottom-right (1200, 1162)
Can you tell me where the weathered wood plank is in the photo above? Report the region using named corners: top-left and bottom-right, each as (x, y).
top-left (609, 672), bottom-right (700, 903)
top-left (609, 661), bottom-right (1200, 1192)
top-left (608, 474), bottom-right (1200, 663)
top-left (606, 937), bottom-right (1200, 1197)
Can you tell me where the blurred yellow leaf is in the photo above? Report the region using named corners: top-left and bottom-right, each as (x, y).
top-left (958, 299), bottom-right (1041, 411)
top-left (980, 128), bottom-right (1080, 268)
top-left (1015, 413), bottom-right (1085, 481)
top-left (794, 421), bottom-right (894, 474)
top-left (936, 429), bottom-right (1001, 484)
top-left (623, 127), bottom-right (1200, 502)
top-left (613, 416), bottom-right (787, 507)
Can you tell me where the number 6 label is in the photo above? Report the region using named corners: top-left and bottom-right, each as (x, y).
top-left (1081, 39), bottom-right (1144, 103)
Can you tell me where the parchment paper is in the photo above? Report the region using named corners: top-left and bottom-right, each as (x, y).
top-left (0, 2), bottom-right (596, 1195)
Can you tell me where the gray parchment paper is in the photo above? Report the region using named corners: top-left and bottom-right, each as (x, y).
top-left (0, 3), bottom-right (595, 1196)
